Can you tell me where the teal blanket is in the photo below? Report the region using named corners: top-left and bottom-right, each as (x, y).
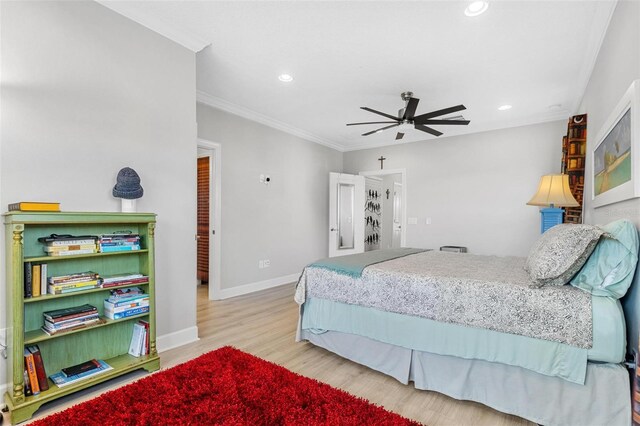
top-left (309, 248), bottom-right (425, 278)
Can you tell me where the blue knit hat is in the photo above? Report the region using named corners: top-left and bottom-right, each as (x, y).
top-left (113, 167), bottom-right (143, 199)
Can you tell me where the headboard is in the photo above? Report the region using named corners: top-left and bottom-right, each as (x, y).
top-left (621, 230), bottom-right (640, 362)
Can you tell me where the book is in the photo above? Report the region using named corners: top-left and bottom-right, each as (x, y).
top-left (104, 300), bottom-right (149, 315)
top-left (48, 284), bottom-right (100, 295)
top-left (24, 262), bottom-right (32, 298)
top-left (105, 294), bottom-right (149, 308)
top-left (44, 314), bottom-right (100, 330)
top-left (105, 305), bottom-right (149, 320)
top-left (45, 244), bottom-right (97, 252)
top-left (138, 320), bottom-right (150, 355)
top-left (101, 278), bottom-right (149, 288)
top-left (48, 248), bottom-right (97, 257)
top-left (100, 245), bottom-right (140, 253)
top-left (101, 273), bottom-right (144, 283)
top-left (27, 345), bottom-right (49, 392)
top-left (62, 359), bottom-right (101, 377)
top-left (24, 348), bottom-right (40, 395)
top-left (49, 360), bottom-right (112, 388)
top-left (43, 304), bottom-right (97, 320)
top-left (129, 323), bottom-right (145, 357)
top-left (40, 263), bottom-right (48, 298)
top-left (41, 318), bottom-right (104, 336)
top-left (8, 202), bottom-right (60, 212)
top-left (32, 264), bottom-right (41, 297)
top-left (37, 235), bottom-right (98, 244)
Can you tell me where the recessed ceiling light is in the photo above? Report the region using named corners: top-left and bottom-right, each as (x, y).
top-left (465, 1), bottom-right (489, 17)
top-left (498, 104), bottom-right (512, 111)
top-left (278, 74), bottom-right (293, 82)
top-left (548, 104), bottom-right (562, 111)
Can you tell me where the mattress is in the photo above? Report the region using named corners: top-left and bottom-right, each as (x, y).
top-left (300, 294), bottom-right (625, 384)
top-left (297, 251), bottom-right (594, 348)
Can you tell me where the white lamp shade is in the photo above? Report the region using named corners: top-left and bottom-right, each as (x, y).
top-left (527, 174), bottom-right (579, 207)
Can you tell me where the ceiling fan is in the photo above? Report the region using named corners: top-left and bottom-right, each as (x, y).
top-left (346, 92), bottom-right (470, 140)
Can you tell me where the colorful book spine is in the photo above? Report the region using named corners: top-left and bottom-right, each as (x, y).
top-left (24, 349), bottom-right (40, 395)
top-left (100, 245), bottom-right (140, 253)
top-left (105, 301), bottom-right (149, 315)
top-left (48, 248), bottom-right (97, 257)
top-left (27, 345), bottom-right (49, 392)
top-left (24, 262), bottom-right (32, 298)
top-left (105, 295), bottom-right (149, 308)
top-left (40, 264), bottom-right (48, 298)
top-left (32, 265), bottom-right (41, 297)
top-left (106, 306), bottom-right (149, 320)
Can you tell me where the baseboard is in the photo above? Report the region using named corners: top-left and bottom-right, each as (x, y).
top-left (218, 273), bottom-right (298, 299)
top-left (157, 326), bottom-right (199, 353)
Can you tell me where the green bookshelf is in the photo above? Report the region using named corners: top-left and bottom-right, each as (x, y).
top-left (3, 212), bottom-right (160, 424)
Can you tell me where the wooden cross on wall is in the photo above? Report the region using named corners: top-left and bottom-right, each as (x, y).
top-left (378, 156), bottom-right (386, 170)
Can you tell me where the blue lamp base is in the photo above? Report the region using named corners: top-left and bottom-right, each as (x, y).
top-left (540, 207), bottom-right (564, 233)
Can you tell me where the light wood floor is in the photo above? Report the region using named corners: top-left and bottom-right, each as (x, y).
top-left (8, 283), bottom-right (533, 425)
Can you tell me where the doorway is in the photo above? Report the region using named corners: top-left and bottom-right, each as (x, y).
top-left (359, 169), bottom-right (407, 250)
top-left (197, 139), bottom-right (222, 300)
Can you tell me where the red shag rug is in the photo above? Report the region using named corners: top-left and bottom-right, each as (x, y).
top-left (33, 346), bottom-right (419, 425)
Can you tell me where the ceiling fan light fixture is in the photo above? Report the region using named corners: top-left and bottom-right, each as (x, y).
top-left (465, 1), bottom-right (489, 17)
top-left (498, 104), bottom-right (512, 111)
top-left (278, 73), bottom-right (293, 82)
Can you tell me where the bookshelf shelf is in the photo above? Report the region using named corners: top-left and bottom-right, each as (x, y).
top-left (5, 353), bottom-right (157, 421)
top-left (560, 114), bottom-right (587, 224)
top-left (23, 282), bottom-right (149, 304)
top-left (3, 212), bottom-right (160, 424)
top-left (24, 313), bottom-right (150, 345)
top-left (25, 249), bottom-right (148, 263)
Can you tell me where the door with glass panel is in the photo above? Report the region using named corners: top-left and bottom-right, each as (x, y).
top-left (329, 172), bottom-right (365, 257)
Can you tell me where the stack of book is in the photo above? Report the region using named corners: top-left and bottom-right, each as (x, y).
top-left (38, 235), bottom-right (98, 257)
top-left (99, 233), bottom-right (141, 253)
top-left (49, 359), bottom-right (113, 388)
top-left (129, 320), bottom-right (150, 357)
top-left (47, 271), bottom-right (101, 295)
top-left (23, 262), bottom-right (48, 298)
top-left (23, 345), bottom-right (49, 396)
top-left (42, 304), bottom-right (104, 336)
top-left (100, 273), bottom-right (149, 288)
top-left (104, 287), bottom-right (149, 320)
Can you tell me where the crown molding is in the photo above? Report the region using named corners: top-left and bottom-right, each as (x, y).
top-left (96, 1), bottom-right (210, 52)
top-left (196, 90), bottom-right (345, 152)
top-left (341, 109), bottom-right (570, 152)
top-left (570, 0), bottom-right (618, 114)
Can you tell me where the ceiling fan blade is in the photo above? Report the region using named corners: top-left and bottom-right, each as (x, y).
top-left (420, 119), bottom-right (470, 126)
top-left (362, 123), bottom-right (400, 136)
top-left (361, 107), bottom-right (401, 121)
top-left (346, 121), bottom-right (400, 126)
top-left (403, 98), bottom-right (420, 120)
top-left (395, 132), bottom-right (405, 140)
top-left (413, 105), bottom-right (467, 123)
top-left (414, 124), bottom-right (443, 137)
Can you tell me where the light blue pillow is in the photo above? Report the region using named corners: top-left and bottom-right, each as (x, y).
top-left (571, 219), bottom-right (639, 299)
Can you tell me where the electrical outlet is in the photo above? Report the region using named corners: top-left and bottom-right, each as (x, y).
top-left (426, 217), bottom-right (432, 225)
top-left (258, 260), bottom-right (264, 269)
top-left (263, 259), bottom-right (270, 268)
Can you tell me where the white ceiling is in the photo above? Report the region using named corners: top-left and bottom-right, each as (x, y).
top-left (100, 1), bottom-right (617, 152)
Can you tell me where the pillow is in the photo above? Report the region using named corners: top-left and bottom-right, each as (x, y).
top-left (571, 219), bottom-right (639, 299)
top-left (525, 224), bottom-right (604, 287)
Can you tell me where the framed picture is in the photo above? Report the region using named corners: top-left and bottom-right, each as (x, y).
top-left (592, 80), bottom-right (640, 208)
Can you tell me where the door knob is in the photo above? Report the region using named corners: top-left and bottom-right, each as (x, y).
top-left (330, 228), bottom-right (337, 231)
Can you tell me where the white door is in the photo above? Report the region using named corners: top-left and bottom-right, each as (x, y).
top-left (329, 172), bottom-right (365, 257)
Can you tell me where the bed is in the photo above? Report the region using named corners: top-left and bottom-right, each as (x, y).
top-left (295, 220), bottom-right (640, 426)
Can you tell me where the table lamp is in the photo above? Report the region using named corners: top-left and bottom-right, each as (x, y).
top-left (527, 174), bottom-right (579, 233)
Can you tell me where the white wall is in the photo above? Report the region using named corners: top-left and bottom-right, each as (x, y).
top-left (0, 0), bottom-right (199, 393)
top-left (580, 0), bottom-right (640, 226)
top-left (344, 121), bottom-right (566, 256)
top-left (196, 103), bottom-right (343, 291)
